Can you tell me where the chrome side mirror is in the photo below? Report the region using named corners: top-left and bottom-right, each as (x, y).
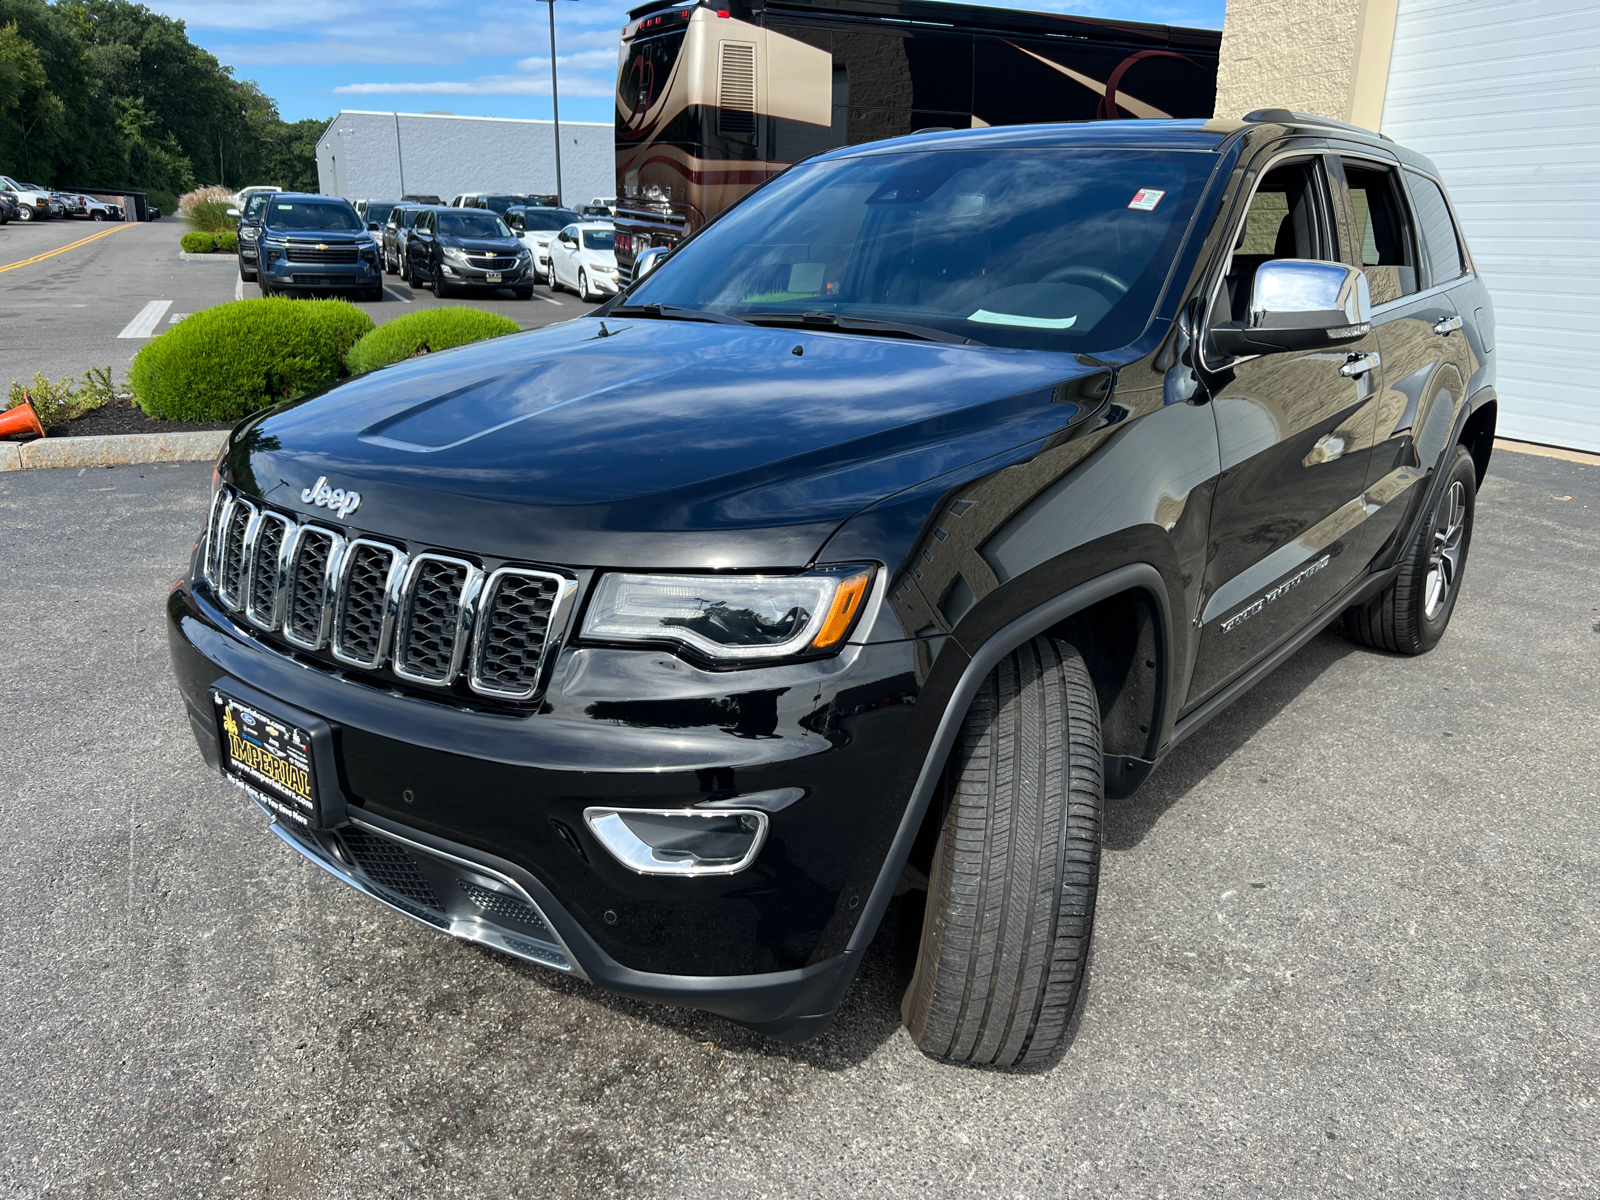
top-left (225, 207), bottom-right (240, 217)
top-left (1209, 259), bottom-right (1371, 357)
top-left (633, 244), bottom-right (671, 280)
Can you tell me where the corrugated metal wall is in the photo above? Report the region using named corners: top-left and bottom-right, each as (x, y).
top-left (316, 112), bottom-right (615, 211)
top-left (1381, 0), bottom-right (1600, 451)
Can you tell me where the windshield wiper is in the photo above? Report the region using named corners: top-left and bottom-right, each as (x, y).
top-left (743, 311), bottom-right (977, 345)
top-left (611, 303), bottom-right (751, 326)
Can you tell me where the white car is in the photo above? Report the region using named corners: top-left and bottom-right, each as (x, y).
top-left (506, 206), bottom-right (580, 283)
top-left (548, 222), bottom-right (620, 301)
top-left (0, 175), bottom-right (54, 221)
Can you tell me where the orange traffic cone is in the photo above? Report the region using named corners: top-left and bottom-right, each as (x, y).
top-left (0, 398), bottom-right (46, 440)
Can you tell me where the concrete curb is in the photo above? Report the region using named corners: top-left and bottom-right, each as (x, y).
top-left (0, 430), bottom-right (228, 471)
top-left (178, 251), bottom-right (240, 263)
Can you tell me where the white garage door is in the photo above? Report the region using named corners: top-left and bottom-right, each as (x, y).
top-left (1381, 0), bottom-right (1600, 452)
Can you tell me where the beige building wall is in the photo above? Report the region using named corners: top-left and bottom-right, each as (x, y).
top-left (1214, 0), bottom-right (1400, 130)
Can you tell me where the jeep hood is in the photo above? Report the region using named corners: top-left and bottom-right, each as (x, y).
top-left (226, 317), bottom-right (1100, 569)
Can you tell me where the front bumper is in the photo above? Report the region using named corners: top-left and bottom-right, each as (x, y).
top-left (441, 259), bottom-right (531, 287)
top-left (167, 574), bottom-right (928, 1036)
top-left (261, 254), bottom-right (380, 290)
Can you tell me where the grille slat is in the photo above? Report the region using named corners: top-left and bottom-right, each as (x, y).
top-left (201, 487), bottom-right (571, 701)
top-left (245, 514), bottom-right (292, 629)
top-left (333, 540), bottom-right (403, 668)
top-left (283, 527), bottom-right (340, 649)
top-left (218, 500), bottom-right (256, 608)
top-left (394, 555), bottom-right (474, 685)
top-left (287, 244), bottom-right (359, 264)
top-left (471, 569), bottom-right (564, 699)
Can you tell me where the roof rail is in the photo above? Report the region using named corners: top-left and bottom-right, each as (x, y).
top-left (1242, 108), bottom-right (1393, 142)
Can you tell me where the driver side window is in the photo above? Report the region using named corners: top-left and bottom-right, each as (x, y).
top-left (1216, 159), bottom-right (1336, 323)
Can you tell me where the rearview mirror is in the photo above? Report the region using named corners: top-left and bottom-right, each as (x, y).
top-left (634, 245), bottom-right (671, 280)
top-left (1208, 260), bottom-right (1371, 357)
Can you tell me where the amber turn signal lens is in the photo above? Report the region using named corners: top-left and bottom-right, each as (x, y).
top-left (810, 570), bottom-right (872, 650)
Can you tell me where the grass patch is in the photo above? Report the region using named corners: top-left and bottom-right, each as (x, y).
top-left (129, 298), bottom-right (375, 421)
top-left (345, 308), bottom-right (522, 376)
top-left (8, 367), bottom-right (119, 428)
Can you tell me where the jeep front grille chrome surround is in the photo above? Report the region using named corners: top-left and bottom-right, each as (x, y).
top-left (469, 568), bottom-right (579, 700)
top-left (199, 487), bottom-right (572, 698)
top-left (332, 538), bottom-right (408, 669)
top-left (392, 554), bottom-right (482, 687)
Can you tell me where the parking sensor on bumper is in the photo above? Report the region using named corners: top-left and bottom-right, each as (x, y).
top-left (584, 808), bottom-right (769, 876)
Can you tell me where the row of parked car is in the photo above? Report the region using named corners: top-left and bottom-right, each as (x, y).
top-left (0, 174), bottom-right (135, 223)
top-left (232, 191), bottom-right (620, 303)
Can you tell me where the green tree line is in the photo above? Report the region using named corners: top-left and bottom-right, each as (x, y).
top-left (0, 0), bottom-right (323, 210)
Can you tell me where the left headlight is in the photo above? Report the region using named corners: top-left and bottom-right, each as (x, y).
top-left (583, 566), bottom-right (874, 663)
top-left (443, 246), bottom-right (470, 264)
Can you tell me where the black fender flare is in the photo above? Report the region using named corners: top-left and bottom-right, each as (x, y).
top-left (791, 562), bottom-right (1172, 1036)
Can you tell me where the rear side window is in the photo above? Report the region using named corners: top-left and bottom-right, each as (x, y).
top-left (1406, 172), bottom-right (1464, 286)
top-left (1341, 160), bottom-right (1419, 304)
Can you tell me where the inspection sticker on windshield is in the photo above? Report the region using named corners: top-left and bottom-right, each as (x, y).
top-left (1127, 188), bottom-right (1166, 211)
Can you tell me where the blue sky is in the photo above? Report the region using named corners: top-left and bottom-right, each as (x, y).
top-left (149, 0), bottom-right (1224, 126)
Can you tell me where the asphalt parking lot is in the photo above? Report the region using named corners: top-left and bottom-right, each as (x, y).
top-left (0, 217), bottom-right (593, 391)
top-left (1, 447), bottom-right (1595, 1198)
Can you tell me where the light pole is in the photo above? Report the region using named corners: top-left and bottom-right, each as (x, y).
top-left (541, 0), bottom-right (574, 205)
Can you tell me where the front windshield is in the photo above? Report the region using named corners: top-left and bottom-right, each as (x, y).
top-left (266, 201), bottom-right (362, 231)
top-left (482, 196), bottom-right (518, 214)
top-left (626, 147), bottom-right (1210, 350)
top-left (582, 229), bottom-right (616, 250)
top-left (365, 202), bottom-right (395, 225)
top-left (438, 211), bottom-right (512, 238)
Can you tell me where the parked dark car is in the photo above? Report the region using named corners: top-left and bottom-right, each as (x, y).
top-left (402, 206), bottom-right (532, 298)
top-left (255, 193), bottom-right (382, 301)
top-left (381, 203), bottom-right (428, 276)
top-left (0, 191), bottom-right (16, 223)
top-left (356, 199), bottom-right (397, 235)
top-left (401, 193), bottom-right (443, 206)
top-left (229, 192), bottom-right (274, 282)
top-left (170, 112), bottom-right (1496, 1065)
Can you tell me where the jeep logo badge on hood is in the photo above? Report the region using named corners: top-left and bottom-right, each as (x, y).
top-left (301, 475), bottom-right (361, 519)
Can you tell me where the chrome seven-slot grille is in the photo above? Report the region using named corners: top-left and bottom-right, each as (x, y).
top-left (202, 487), bottom-right (574, 699)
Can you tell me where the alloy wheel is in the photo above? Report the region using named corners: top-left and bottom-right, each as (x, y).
top-left (1424, 480), bottom-right (1467, 620)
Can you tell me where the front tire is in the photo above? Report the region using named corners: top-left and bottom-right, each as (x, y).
top-left (1343, 443), bottom-right (1477, 655)
top-left (431, 270), bottom-right (449, 298)
top-left (17, 206), bottom-right (33, 222)
top-left (902, 637), bottom-right (1103, 1068)
top-left (578, 269), bottom-right (592, 301)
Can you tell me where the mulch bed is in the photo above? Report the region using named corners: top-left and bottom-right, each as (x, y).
top-left (44, 397), bottom-right (238, 438)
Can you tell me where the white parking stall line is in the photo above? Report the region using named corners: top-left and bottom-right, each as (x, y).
top-left (528, 290), bottom-right (562, 305)
top-left (118, 300), bottom-right (173, 339)
top-left (234, 276), bottom-right (244, 302)
top-left (169, 313), bottom-right (189, 324)
top-left (382, 285), bottom-right (413, 304)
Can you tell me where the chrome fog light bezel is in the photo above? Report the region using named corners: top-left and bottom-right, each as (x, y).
top-left (582, 807), bottom-right (769, 877)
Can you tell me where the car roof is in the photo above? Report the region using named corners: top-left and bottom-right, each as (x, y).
top-left (573, 221), bottom-right (614, 231)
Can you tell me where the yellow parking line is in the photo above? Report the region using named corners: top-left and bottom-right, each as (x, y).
top-left (0, 221), bottom-right (135, 275)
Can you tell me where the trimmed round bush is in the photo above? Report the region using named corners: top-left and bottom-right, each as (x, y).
top-left (213, 229), bottom-right (239, 253)
top-left (345, 308), bottom-right (522, 376)
top-left (180, 231), bottom-right (214, 253)
top-left (128, 298), bottom-right (376, 421)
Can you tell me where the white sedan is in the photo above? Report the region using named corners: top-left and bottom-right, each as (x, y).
top-left (548, 223), bottom-right (620, 302)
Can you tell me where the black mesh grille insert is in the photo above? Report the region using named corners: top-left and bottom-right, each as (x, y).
top-left (475, 572), bottom-right (560, 695)
top-left (336, 543), bottom-right (396, 665)
top-left (398, 559), bottom-right (468, 681)
top-left (288, 244), bottom-right (359, 264)
top-left (220, 503), bottom-right (253, 607)
top-left (459, 879), bottom-right (550, 935)
top-left (247, 517), bottom-right (287, 622)
top-left (339, 827), bottom-right (443, 912)
top-left (286, 529), bottom-right (334, 645)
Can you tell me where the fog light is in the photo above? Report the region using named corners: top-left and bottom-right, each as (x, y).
top-left (583, 807), bottom-right (768, 876)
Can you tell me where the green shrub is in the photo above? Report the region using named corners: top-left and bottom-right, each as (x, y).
top-left (186, 198), bottom-right (236, 234)
top-left (7, 367), bottom-right (119, 428)
top-left (213, 229), bottom-right (238, 253)
top-left (346, 308), bottom-right (523, 376)
top-left (180, 231), bottom-right (215, 253)
top-left (129, 298), bottom-right (376, 421)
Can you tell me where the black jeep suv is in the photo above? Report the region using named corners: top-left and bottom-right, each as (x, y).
top-left (168, 112), bottom-right (1496, 1066)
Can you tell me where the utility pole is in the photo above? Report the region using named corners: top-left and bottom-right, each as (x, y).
top-left (393, 111), bottom-right (407, 196)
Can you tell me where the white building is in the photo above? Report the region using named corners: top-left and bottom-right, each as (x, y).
top-left (315, 110), bottom-right (614, 210)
